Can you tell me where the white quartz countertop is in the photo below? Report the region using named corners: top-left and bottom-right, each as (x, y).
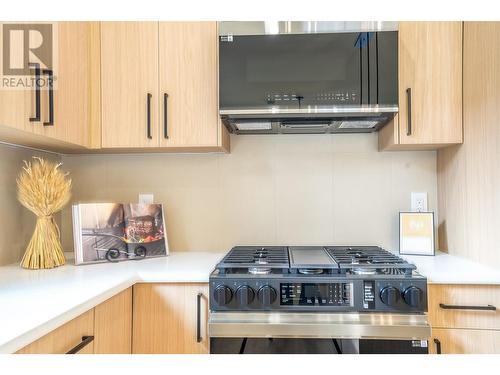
top-left (401, 251), bottom-right (500, 285)
top-left (1, 249), bottom-right (500, 354)
top-left (0, 251), bottom-right (224, 354)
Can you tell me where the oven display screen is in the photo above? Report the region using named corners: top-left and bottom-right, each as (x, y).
top-left (280, 283), bottom-right (352, 306)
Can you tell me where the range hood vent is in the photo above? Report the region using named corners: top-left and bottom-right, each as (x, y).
top-left (222, 106), bottom-right (397, 135)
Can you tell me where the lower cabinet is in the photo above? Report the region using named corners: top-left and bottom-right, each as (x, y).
top-left (15, 283), bottom-right (210, 354)
top-left (132, 283), bottom-right (209, 354)
top-left (428, 284), bottom-right (500, 354)
top-left (430, 328), bottom-right (500, 354)
top-left (16, 287), bottom-right (132, 354)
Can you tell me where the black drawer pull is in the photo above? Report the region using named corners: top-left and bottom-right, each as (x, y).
top-left (433, 338), bottom-right (441, 354)
top-left (146, 93), bottom-right (152, 139)
top-left (66, 335), bottom-right (94, 354)
top-left (196, 293), bottom-right (203, 343)
top-left (439, 303), bottom-right (497, 311)
top-left (42, 69), bottom-right (54, 126)
top-left (163, 93), bottom-right (169, 139)
top-left (406, 87), bottom-right (412, 136)
top-left (29, 63), bottom-right (41, 122)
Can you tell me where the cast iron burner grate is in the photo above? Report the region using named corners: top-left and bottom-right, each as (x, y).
top-left (326, 246), bottom-right (416, 275)
top-left (216, 246), bottom-right (290, 274)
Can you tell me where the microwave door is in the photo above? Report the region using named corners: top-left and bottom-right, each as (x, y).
top-left (219, 31), bottom-right (397, 111)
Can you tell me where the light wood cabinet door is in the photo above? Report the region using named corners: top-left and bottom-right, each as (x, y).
top-left (430, 328), bottom-right (500, 354)
top-left (16, 309), bottom-right (94, 354)
top-left (133, 283), bottom-right (209, 354)
top-left (379, 22), bottom-right (463, 150)
top-left (398, 21), bottom-right (463, 146)
top-left (32, 22), bottom-right (94, 147)
top-left (101, 22), bottom-right (159, 148)
top-left (0, 87), bottom-right (32, 133)
top-left (158, 22), bottom-right (219, 148)
top-left (0, 22), bottom-right (42, 133)
top-left (94, 287), bottom-right (132, 354)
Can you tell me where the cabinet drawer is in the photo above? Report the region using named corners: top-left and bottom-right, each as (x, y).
top-left (428, 284), bottom-right (500, 329)
top-left (430, 328), bottom-right (500, 354)
top-left (16, 309), bottom-right (95, 354)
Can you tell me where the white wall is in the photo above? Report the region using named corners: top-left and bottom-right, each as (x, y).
top-left (61, 134), bottom-right (437, 253)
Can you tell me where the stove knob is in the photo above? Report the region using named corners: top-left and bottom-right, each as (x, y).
top-left (380, 286), bottom-right (400, 306)
top-left (213, 285), bottom-right (233, 306)
top-left (257, 285), bottom-right (277, 305)
top-left (403, 286), bottom-right (424, 308)
top-left (236, 285), bottom-right (255, 306)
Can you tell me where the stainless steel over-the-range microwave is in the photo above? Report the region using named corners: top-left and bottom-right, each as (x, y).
top-left (218, 21), bottom-right (399, 134)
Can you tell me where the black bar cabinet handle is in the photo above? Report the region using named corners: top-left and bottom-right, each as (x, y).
top-left (439, 303), bottom-right (497, 311)
top-left (163, 93), bottom-right (169, 139)
top-left (42, 69), bottom-right (54, 126)
top-left (406, 87), bottom-right (412, 136)
top-left (196, 292), bottom-right (203, 343)
top-left (66, 335), bottom-right (94, 354)
top-left (434, 338), bottom-right (442, 354)
top-left (29, 63), bottom-right (41, 122)
top-left (147, 93), bottom-right (152, 139)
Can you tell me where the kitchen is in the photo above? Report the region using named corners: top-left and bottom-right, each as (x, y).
top-left (0, 0), bottom-right (499, 372)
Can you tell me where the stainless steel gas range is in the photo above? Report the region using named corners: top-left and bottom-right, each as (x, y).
top-left (208, 246), bottom-right (431, 354)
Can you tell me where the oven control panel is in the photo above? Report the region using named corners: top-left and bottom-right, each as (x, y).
top-left (209, 275), bottom-right (427, 313)
top-left (280, 283), bottom-right (353, 307)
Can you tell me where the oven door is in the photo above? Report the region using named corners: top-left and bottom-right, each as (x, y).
top-left (209, 312), bottom-right (431, 354)
top-left (210, 338), bottom-right (429, 354)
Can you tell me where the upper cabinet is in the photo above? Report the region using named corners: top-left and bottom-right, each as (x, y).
top-left (33, 22), bottom-right (97, 148)
top-left (0, 22), bottom-right (98, 151)
top-left (100, 21), bottom-right (229, 152)
top-left (0, 21), bottom-right (228, 153)
top-left (100, 22), bottom-right (159, 148)
top-left (379, 22), bottom-right (463, 150)
top-left (158, 22), bottom-right (220, 148)
top-left (1, 21), bottom-right (465, 153)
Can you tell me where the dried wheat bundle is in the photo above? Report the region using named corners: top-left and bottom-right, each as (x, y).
top-left (17, 157), bottom-right (72, 269)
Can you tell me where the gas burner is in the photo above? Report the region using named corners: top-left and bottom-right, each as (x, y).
top-left (248, 267), bottom-right (272, 275)
top-left (298, 268), bottom-right (324, 275)
top-left (350, 267), bottom-right (378, 275)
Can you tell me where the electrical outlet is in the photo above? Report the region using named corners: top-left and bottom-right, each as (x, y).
top-left (138, 193), bottom-right (154, 204)
top-left (411, 192), bottom-right (428, 212)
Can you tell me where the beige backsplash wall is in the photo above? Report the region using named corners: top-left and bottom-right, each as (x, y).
top-left (0, 143), bottom-right (61, 266)
top-left (60, 134), bottom-right (438, 252)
